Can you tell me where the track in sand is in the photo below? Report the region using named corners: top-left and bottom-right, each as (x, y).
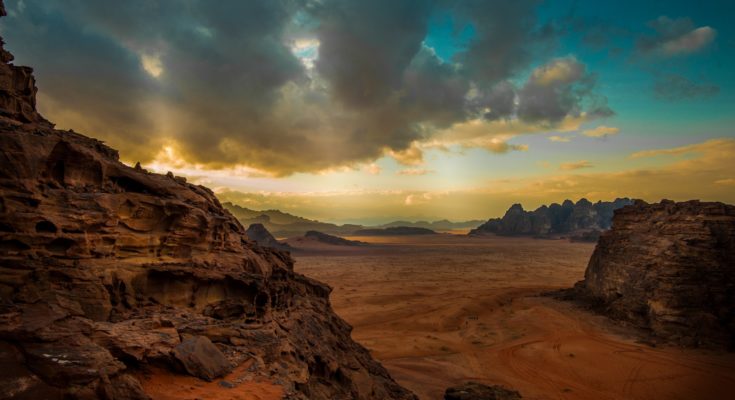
top-left (294, 234), bottom-right (735, 400)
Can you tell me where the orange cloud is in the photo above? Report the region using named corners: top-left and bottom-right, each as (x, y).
top-left (559, 160), bottom-right (594, 170)
top-left (583, 125), bottom-right (619, 138)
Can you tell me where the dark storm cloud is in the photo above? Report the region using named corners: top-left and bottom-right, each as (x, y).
top-left (1, 1), bottom-right (157, 151)
top-left (517, 57), bottom-right (612, 123)
top-left (1, 0), bottom-right (611, 174)
top-left (451, 0), bottom-right (547, 87)
top-left (653, 74), bottom-right (719, 101)
top-left (467, 81), bottom-right (515, 121)
top-left (313, 0), bottom-right (434, 107)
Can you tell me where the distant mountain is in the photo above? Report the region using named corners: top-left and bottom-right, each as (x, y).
top-left (224, 202), bottom-right (478, 237)
top-left (304, 231), bottom-right (367, 246)
top-left (223, 202), bottom-right (360, 237)
top-left (244, 223), bottom-right (291, 251)
top-left (379, 219), bottom-right (485, 231)
top-left (469, 198), bottom-right (635, 239)
top-left (224, 202), bottom-right (322, 225)
top-left (354, 227), bottom-right (437, 236)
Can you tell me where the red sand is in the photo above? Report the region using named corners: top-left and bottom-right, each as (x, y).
top-left (294, 234), bottom-right (735, 400)
top-left (137, 362), bottom-right (284, 400)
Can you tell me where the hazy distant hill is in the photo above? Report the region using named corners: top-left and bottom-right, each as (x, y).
top-left (304, 231), bottom-right (367, 246)
top-left (224, 202), bottom-right (482, 237)
top-left (244, 223), bottom-right (291, 251)
top-left (223, 202), bottom-right (361, 237)
top-left (470, 198), bottom-right (635, 240)
top-left (354, 227), bottom-right (437, 236)
top-left (379, 219), bottom-right (485, 231)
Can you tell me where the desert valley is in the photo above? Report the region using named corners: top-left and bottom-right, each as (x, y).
top-left (293, 234), bottom-right (735, 399)
top-left (1, 1), bottom-right (735, 399)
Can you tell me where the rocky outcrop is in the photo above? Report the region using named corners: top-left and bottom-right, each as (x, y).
top-left (569, 200), bottom-right (735, 348)
top-left (244, 223), bottom-right (291, 251)
top-left (0, 4), bottom-right (48, 125)
top-left (304, 231), bottom-right (366, 246)
top-left (0, 7), bottom-right (416, 399)
top-left (444, 382), bottom-right (522, 400)
top-left (469, 198), bottom-right (634, 238)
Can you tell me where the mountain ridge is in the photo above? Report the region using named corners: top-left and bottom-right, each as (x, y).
top-left (470, 198), bottom-right (635, 239)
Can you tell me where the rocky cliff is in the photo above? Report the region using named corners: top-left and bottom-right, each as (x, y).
top-left (570, 200), bottom-right (735, 348)
top-left (469, 198), bottom-right (634, 239)
top-left (0, 2), bottom-right (47, 126)
top-left (0, 5), bottom-right (415, 399)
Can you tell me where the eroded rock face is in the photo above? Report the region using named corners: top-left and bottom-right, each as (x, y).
top-left (0, 7), bottom-right (416, 399)
top-left (0, 4), bottom-right (48, 125)
top-left (573, 200), bottom-right (735, 348)
top-left (470, 198), bottom-right (634, 238)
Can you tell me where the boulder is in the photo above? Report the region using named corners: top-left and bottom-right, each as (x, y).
top-left (173, 336), bottom-right (232, 381)
top-left (444, 382), bottom-right (522, 400)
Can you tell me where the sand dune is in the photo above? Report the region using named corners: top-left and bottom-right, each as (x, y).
top-left (294, 235), bottom-right (735, 400)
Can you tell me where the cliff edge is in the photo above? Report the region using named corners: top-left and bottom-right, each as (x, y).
top-left (569, 200), bottom-right (735, 349)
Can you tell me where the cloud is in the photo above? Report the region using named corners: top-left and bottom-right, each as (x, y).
top-left (653, 74), bottom-right (719, 101)
top-left (435, 112), bottom-right (591, 155)
top-left (388, 142), bottom-right (425, 166)
top-left (3, 0), bottom-right (611, 175)
top-left (583, 125), bottom-right (619, 138)
top-left (455, 0), bottom-right (550, 86)
top-left (404, 192), bottom-right (440, 206)
top-left (637, 16), bottom-right (716, 57)
top-left (140, 53), bottom-right (163, 78)
top-left (216, 138), bottom-right (735, 221)
top-left (397, 168), bottom-right (433, 176)
top-left (366, 163), bottom-right (382, 175)
top-left (517, 57), bottom-right (613, 123)
top-left (559, 160), bottom-right (593, 170)
top-left (548, 135), bottom-right (571, 142)
top-left (466, 81), bottom-right (516, 121)
top-left (629, 138), bottom-right (731, 159)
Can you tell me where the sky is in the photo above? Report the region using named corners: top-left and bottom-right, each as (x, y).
top-left (2, 0), bottom-right (734, 224)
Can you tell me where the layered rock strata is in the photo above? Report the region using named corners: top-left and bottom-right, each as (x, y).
top-left (570, 200), bottom-right (735, 348)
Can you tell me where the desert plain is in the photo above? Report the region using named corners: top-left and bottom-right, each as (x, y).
top-left (291, 234), bottom-right (735, 400)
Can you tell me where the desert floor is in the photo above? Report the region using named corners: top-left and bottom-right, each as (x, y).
top-left (292, 234), bottom-right (735, 400)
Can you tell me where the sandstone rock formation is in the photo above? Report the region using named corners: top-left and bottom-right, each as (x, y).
top-left (444, 382), bottom-right (522, 400)
top-left (469, 198), bottom-right (634, 239)
top-left (0, 6), bottom-right (416, 399)
top-left (0, 3), bottom-right (48, 125)
top-left (570, 200), bottom-right (735, 348)
top-left (304, 231), bottom-right (367, 246)
top-left (245, 223), bottom-right (291, 251)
